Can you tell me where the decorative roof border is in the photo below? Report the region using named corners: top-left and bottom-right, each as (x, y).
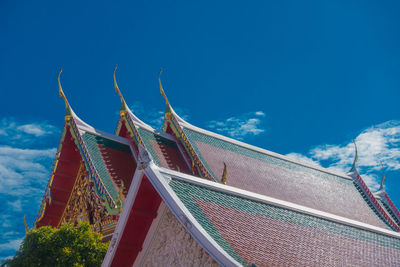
top-left (163, 109), bottom-right (215, 180)
top-left (69, 115), bottom-right (119, 206)
top-left (348, 142), bottom-right (400, 231)
top-left (374, 165), bottom-right (400, 226)
top-left (375, 189), bottom-right (400, 226)
top-left (383, 193), bottom-right (400, 223)
top-left (34, 126), bottom-right (67, 225)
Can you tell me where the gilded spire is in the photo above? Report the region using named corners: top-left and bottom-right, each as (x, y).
top-left (380, 161), bottom-right (386, 190)
top-left (351, 140), bottom-right (358, 171)
top-left (58, 69), bottom-right (72, 119)
top-left (159, 69), bottom-right (171, 111)
top-left (221, 162), bottom-right (227, 184)
top-left (113, 65), bottom-right (128, 115)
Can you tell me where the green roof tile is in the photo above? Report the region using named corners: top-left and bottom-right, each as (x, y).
top-left (170, 178), bottom-right (400, 260)
top-left (138, 128), bottom-right (180, 166)
top-left (82, 133), bottom-right (132, 200)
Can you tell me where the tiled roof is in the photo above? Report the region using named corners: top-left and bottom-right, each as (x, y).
top-left (138, 128), bottom-right (190, 173)
top-left (169, 178), bottom-right (400, 267)
top-left (82, 132), bottom-right (135, 200)
top-left (181, 127), bottom-right (388, 229)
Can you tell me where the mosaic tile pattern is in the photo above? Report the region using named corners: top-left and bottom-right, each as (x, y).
top-left (138, 128), bottom-right (190, 173)
top-left (82, 133), bottom-right (133, 200)
top-left (182, 128), bottom-right (388, 228)
top-left (170, 179), bottom-right (400, 267)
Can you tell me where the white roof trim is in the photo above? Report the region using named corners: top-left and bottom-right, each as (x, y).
top-left (171, 109), bottom-right (353, 181)
top-left (70, 110), bottom-right (132, 146)
top-left (71, 109), bottom-right (92, 129)
top-left (144, 163), bottom-right (242, 266)
top-left (157, 166), bottom-right (400, 239)
top-left (126, 109), bottom-right (154, 131)
top-left (102, 168), bottom-right (144, 267)
top-left (79, 127), bottom-right (133, 147)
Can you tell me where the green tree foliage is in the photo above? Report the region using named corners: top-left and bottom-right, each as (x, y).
top-left (3, 222), bottom-right (109, 267)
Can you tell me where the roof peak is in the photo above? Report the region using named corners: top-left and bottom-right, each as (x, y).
top-left (112, 65), bottom-right (154, 131)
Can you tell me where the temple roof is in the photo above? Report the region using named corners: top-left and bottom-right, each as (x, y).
top-left (38, 69), bottom-right (400, 266)
top-left (113, 68), bottom-right (191, 175)
top-left (161, 107), bottom-right (392, 230)
top-left (35, 73), bottom-right (136, 227)
top-left (104, 160), bottom-right (400, 267)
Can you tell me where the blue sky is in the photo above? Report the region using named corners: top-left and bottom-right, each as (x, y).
top-left (1, 0), bottom-right (400, 260)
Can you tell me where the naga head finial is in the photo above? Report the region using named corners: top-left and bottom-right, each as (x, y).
top-left (113, 65), bottom-right (128, 115)
top-left (351, 140), bottom-right (358, 172)
top-left (58, 69), bottom-right (72, 118)
top-left (379, 160), bottom-right (386, 190)
top-left (159, 69), bottom-right (171, 109)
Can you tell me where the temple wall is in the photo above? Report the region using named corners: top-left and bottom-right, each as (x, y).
top-left (137, 208), bottom-right (219, 267)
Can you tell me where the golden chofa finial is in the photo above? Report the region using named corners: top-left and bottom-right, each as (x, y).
top-left (58, 69), bottom-right (72, 119)
top-left (221, 162), bottom-right (227, 184)
top-left (351, 140), bottom-right (358, 171)
top-left (113, 65), bottom-right (128, 116)
top-left (159, 69), bottom-right (172, 114)
top-left (380, 160), bottom-right (386, 190)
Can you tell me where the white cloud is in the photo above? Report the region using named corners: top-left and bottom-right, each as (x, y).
top-left (0, 118), bottom-right (58, 261)
top-left (286, 120), bottom-right (400, 191)
top-left (8, 200), bottom-right (22, 212)
top-left (255, 111), bottom-right (266, 117)
top-left (0, 238), bottom-right (22, 251)
top-left (207, 111), bottom-right (266, 140)
top-left (17, 124), bottom-right (47, 137)
top-left (0, 146), bottom-right (56, 196)
top-left (0, 118), bottom-right (58, 145)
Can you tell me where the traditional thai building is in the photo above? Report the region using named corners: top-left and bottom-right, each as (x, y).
top-left (35, 68), bottom-right (400, 266)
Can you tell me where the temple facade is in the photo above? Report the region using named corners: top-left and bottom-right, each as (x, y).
top-left (34, 68), bottom-right (400, 266)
